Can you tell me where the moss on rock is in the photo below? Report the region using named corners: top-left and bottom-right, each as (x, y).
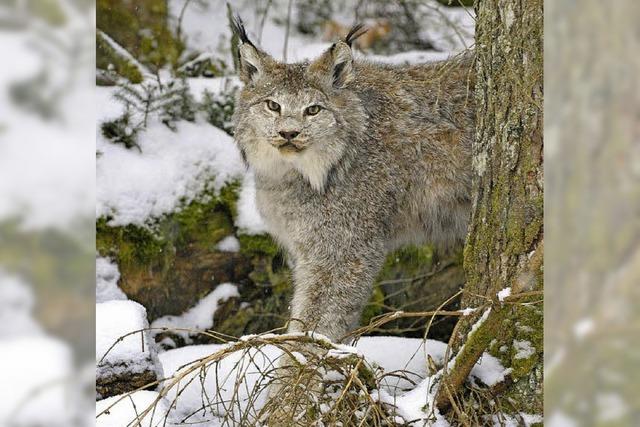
top-left (97, 182), bottom-right (249, 320)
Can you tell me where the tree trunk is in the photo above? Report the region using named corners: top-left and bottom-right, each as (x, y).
top-left (436, 0), bottom-right (544, 423)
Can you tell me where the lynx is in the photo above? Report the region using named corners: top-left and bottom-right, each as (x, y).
top-left (232, 19), bottom-right (475, 343)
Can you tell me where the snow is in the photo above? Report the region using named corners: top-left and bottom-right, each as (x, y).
top-left (98, 29), bottom-right (151, 78)
top-left (520, 413), bottom-right (544, 426)
top-left (391, 374), bottom-right (450, 427)
top-left (150, 283), bottom-right (239, 343)
top-left (96, 257), bottom-right (127, 303)
top-left (96, 300), bottom-right (160, 377)
top-left (96, 391), bottom-right (170, 427)
top-left (354, 336), bottom-right (447, 392)
top-left (168, 0), bottom-right (473, 65)
top-left (497, 286), bottom-right (512, 301)
top-left (186, 76), bottom-right (241, 103)
top-left (97, 118), bottom-right (245, 226)
top-left (0, 30), bottom-right (95, 230)
top-left (469, 307), bottom-right (492, 336)
top-left (216, 235), bottom-right (241, 252)
top-left (158, 342), bottom-right (279, 424)
top-left (0, 270), bottom-right (42, 338)
top-left (96, 85), bottom-right (126, 123)
top-left (547, 412), bottom-right (578, 427)
top-left (513, 339), bottom-right (536, 360)
top-left (573, 317), bottom-right (595, 340)
top-left (470, 353), bottom-right (512, 387)
top-left (236, 170), bottom-right (268, 234)
top-left (596, 392), bottom-right (628, 422)
top-left (0, 336), bottom-right (74, 426)
top-left (152, 335), bottom-right (508, 425)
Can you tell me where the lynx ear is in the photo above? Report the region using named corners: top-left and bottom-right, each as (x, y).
top-left (308, 41), bottom-right (354, 89)
top-left (230, 14), bottom-right (269, 84)
top-left (330, 42), bottom-right (354, 88)
top-left (308, 24), bottom-right (367, 89)
top-left (238, 44), bottom-right (266, 84)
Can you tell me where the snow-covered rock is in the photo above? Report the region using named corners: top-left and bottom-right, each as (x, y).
top-left (96, 300), bottom-right (163, 399)
top-left (97, 119), bottom-right (245, 227)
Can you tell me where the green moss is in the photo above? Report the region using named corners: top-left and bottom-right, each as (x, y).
top-left (97, 0), bottom-right (184, 77)
top-left (219, 180), bottom-right (241, 219)
top-left (96, 33), bottom-right (144, 84)
top-left (509, 304), bottom-right (544, 379)
top-left (97, 181), bottom-right (240, 266)
top-left (479, 300), bottom-right (543, 416)
top-left (524, 194), bottom-right (544, 248)
top-left (361, 285), bottom-right (385, 326)
top-left (379, 244), bottom-right (434, 278)
top-left (238, 234), bottom-right (280, 258)
top-left (171, 198), bottom-right (233, 252)
top-left (96, 217), bottom-right (166, 267)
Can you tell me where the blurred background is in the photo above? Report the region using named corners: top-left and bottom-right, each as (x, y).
top-left (0, 0), bottom-right (638, 425)
top-left (0, 0), bottom-right (96, 425)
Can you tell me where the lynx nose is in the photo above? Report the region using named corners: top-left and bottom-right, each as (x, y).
top-left (279, 130), bottom-right (300, 141)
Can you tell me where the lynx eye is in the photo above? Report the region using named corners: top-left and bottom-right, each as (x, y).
top-left (266, 100), bottom-right (281, 113)
top-left (304, 105), bottom-right (322, 116)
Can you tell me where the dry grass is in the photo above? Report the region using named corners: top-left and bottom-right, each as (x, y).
top-left (96, 291), bottom-right (541, 426)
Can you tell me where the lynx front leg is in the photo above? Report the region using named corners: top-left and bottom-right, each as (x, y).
top-left (264, 241), bottom-right (384, 425)
top-left (288, 245), bottom-right (385, 342)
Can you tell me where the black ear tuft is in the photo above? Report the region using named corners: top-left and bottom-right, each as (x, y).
top-left (344, 23), bottom-right (368, 47)
top-left (230, 13), bottom-right (256, 48)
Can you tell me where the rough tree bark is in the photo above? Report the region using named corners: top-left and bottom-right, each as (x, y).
top-left (435, 0), bottom-right (543, 423)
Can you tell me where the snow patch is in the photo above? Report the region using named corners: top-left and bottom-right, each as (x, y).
top-left (96, 391), bottom-right (170, 427)
top-left (497, 287), bottom-right (512, 301)
top-left (513, 340), bottom-right (536, 360)
top-left (216, 235), bottom-right (240, 252)
top-left (97, 118), bottom-right (244, 226)
top-left (471, 353), bottom-right (512, 386)
top-left (96, 300), bottom-right (159, 378)
top-left (460, 307), bottom-right (476, 316)
top-left (150, 283), bottom-right (239, 343)
top-left (0, 336), bottom-right (73, 426)
top-left (96, 257), bottom-right (127, 303)
top-left (0, 270), bottom-right (42, 338)
top-left (573, 317), bottom-right (594, 340)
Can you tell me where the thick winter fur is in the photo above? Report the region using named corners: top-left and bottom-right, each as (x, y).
top-left (232, 20), bottom-right (475, 342)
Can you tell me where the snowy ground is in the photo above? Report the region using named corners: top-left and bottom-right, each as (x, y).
top-left (96, 330), bottom-right (511, 426)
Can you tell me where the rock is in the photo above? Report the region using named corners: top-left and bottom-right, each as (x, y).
top-left (97, 184), bottom-right (253, 321)
top-left (96, 301), bottom-right (163, 399)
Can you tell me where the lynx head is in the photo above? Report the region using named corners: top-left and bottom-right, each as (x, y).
top-left (232, 18), bottom-right (368, 193)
